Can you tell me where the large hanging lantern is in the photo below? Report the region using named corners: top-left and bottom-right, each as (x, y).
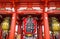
top-left (1, 17), bottom-right (10, 30)
top-left (22, 15), bottom-right (37, 37)
top-left (50, 17), bottom-right (60, 35)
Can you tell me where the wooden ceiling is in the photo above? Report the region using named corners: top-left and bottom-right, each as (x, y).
top-left (0, 0), bottom-right (60, 3)
top-left (0, 0), bottom-right (60, 8)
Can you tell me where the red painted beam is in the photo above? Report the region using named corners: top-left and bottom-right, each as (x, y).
top-left (48, 10), bottom-right (60, 14)
top-left (0, 10), bottom-right (12, 14)
top-left (17, 10), bottom-right (43, 14)
top-left (0, 10), bottom-right (60, 14)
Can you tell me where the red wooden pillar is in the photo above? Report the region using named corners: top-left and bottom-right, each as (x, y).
top-left (37, 20), bottom-right (42, 39)
top-left (0, 26), bottom-right (2, 39)
top-left (52, 34), bottom-right (55, 39)
top-left (43, 13), bottom-right (50, 39)
top-left (58, 32), bottom-right (60, 39)
top-left (18, 22), bottom-right (21, 34)
top-left (17, 21), bottom-right (21, 39)
top-left (43, 0), bottom-right (50, 39)
top-left (17, 20), bottom-right (23, 39)
top-left (9, 13), bottom-right (16, 39)
top-left (6, 34), bottom-right (9, 39)
top-left (37, 23), bottom-right (39, 39)
top-left (39, 24), bottom-right (42, 39)
top-left (21, 30), bottom-right (23, 39)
